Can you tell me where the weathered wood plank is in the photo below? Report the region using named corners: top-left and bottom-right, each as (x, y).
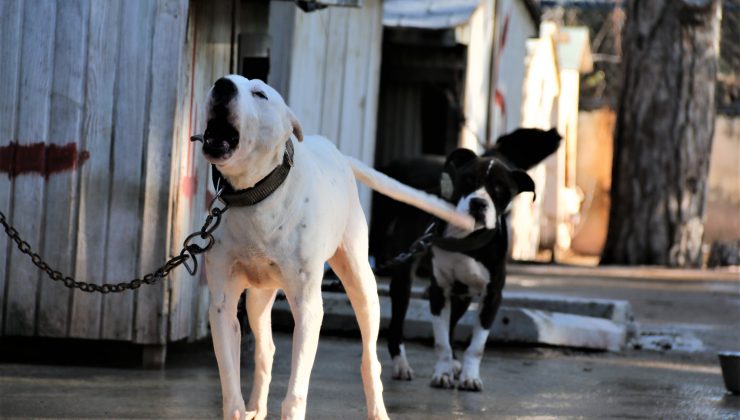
top-left (319, 9), bottom-right (349, 141)
top-left (287, 9), bottom-right (329, 135)
top-left (171, 4), bottom-right (200, 341)
top-left (267, 2), bottom-right (296, 95)
top-left (135, 0), bottom-right (189, 345)
top-left (0, 0), bottom-right (23, 336)
top-left (359, 0), bottom-right (384, 216)
top-left (101, 0), bottom-right (156, 341)
top-left (70, 0), bottom-right (121, 339)
top-left (4, 0), bottom-right (57, 337)
top-left (337, 6), bottom-right (372, 158)
top-left (168, 0), bottom-right (232, 342)
top-left (337, 2), bottom-right (379, 213)
top-left (37, 0), bottom-right (90, 338)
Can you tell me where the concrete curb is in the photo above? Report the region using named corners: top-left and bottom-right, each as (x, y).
top-left (272, 291), bottom-right (634, 352)
top-left (376, 282), bottom-right (636, 325)
top-left (507, 263), bottom-right (740, 282)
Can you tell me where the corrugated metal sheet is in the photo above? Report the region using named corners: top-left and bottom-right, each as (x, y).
top-left (383, 0), bottom-right (479, 29)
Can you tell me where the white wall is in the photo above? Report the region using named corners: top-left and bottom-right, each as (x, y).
top-left (489, 0), bottom-right (538, 142)
top-left (510, 34), bottom-right (560, 260)
top-left (459, 0), bottom-right (496, 153)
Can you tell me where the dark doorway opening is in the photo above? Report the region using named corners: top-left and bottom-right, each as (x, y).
top-left (374, 27), bottom-right (467, 168)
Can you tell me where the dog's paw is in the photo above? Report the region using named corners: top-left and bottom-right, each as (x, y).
top-left (392, 354), bottom-right (414, 380)
top-left (452, 359), bottom-right (462, 379)
top-left (228, 408), bottom-right (257, 420)
top-left (244, 406), bottom-right (264, 420)
top-left (431, 360), bottom-right (458, 389)
top-left (430, 371), bottom-right (456, 389)
top-left (457, 375), bottom-right (483, 392)
top-left (368, 408), bottom-right (391, 420)
top-left (457, 354), bottom-right (483, 391)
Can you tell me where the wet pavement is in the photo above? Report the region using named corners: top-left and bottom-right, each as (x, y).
top-left (1, 268), bottom-right (739, 419)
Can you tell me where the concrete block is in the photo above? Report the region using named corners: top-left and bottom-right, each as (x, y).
top-left (375, 281), bottom-right (639, 341)
top-left (272, 292), bottom-right (630, 351)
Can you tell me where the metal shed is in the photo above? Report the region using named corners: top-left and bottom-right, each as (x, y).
top-left (0, 0), bottom-right (383, 364)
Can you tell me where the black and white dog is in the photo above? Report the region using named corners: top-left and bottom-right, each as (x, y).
top-left (371, 128), bottom-right (561, 390)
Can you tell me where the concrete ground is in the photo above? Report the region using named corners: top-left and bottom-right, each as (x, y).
top-left (1, 266), bottom-right (739, 419)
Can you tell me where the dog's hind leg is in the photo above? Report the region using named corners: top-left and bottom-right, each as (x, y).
top-left (245, 288), bottom-right (278, 419)
top-left (206, 260), bottom-right (250, 420)
top-left (388, 261), bottom-right (414, 380)
top-left (329, 212), bottom-right (389, 420)
top-left (281, 268), bottom-right (324, 420)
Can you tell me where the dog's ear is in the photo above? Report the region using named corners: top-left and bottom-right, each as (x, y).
top-left (444, 148), bottom-right (477, 169)
top-left (287, 108), bottom-right (303, 141)
top-left (441, 148), bottom-right (477, 200)
top-left (512, 170), bottom-right (536, 201)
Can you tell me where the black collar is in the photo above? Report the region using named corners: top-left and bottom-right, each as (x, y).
top-left (431, 228), bottom-right (496, 253)
top-left (211, 140), bottom-right (294, 207)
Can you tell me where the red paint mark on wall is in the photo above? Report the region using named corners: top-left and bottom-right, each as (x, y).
top-left (0, 142), bottom-right (89, 179)
top-left (181, 174), bottom-right (198, 199)
top-left (499, 13), bottom-right (510, 50)
top-left (495, 90), bottom-right (507, 118)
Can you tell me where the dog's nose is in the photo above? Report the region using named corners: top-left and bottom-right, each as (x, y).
top-left (469, 198), bottom-right (488, 213)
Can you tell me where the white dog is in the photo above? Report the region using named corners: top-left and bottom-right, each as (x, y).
top-left (197, 75), bottom-right (473, 420)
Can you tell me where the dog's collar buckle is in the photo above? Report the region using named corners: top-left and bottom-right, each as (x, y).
top-left (210, 139), bottom-right (295, 207)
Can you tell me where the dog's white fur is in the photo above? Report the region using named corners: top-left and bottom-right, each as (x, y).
top-left (199, 75), bottom-right (473, 420)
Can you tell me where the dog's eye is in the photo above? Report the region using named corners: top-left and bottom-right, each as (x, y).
top-left (252, 90), bottom-right (268, 100)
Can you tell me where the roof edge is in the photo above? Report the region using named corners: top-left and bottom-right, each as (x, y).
top-left (521, 0), bottom-right (542, 26)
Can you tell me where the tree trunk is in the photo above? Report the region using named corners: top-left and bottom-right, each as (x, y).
top-left (601, 0), bottom-right (720, 267)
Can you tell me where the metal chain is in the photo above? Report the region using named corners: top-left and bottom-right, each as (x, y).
top-left (0, 195), bottom-right (229, 294)
top-left (374, 222), bottom-right (437, 272)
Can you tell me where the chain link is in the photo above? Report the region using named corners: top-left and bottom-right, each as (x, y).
top-left (374, 222), bottom-right (437, 272)
top-left (0, 198), bottom-right (228, 294)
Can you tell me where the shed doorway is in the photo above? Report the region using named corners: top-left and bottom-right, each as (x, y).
top-left (374, 27), bottom-right (467, 168)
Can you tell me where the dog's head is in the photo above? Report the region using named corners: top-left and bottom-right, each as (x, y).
top-left (200, 75), bottom-right (303, 181)
top-left (440, 148), bottom-right (535, 232)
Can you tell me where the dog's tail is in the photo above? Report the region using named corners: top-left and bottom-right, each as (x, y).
top-left (346, 157), bottom-right (474, 230)
top-left (483, 128), bottom-right (562, 170)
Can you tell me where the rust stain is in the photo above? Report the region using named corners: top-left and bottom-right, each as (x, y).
top-left (0, 141), bottom-right (89, 179)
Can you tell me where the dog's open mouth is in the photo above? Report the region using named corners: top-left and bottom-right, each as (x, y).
top-left (202, 120), bottom-right (239, 162)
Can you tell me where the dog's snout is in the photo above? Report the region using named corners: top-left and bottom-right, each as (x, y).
top-left (212, 77), bottom-right (237, 105)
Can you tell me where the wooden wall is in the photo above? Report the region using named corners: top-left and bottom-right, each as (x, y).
top-left (1, 0), bottom-right (382, 345)
top-left (168, 0), bottom-right (251, 342)
top-left (0, 0), bottom-right (189, 344)
top-left (271, 0), bottom-right (384, 215)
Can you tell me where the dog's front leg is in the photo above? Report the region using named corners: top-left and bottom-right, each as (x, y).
top-left (246, 288), bottom-right (278, 419)
top-left (457, 319), bottom-right (490, 392)
top-left (206, 260), bottom-right (250, 420)
top-left (281, 273), bottom-right (323, 419)
top-left (429, 279), bottom-right (457, 389)
top-left (459, 280), bottom-right (502, 392)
